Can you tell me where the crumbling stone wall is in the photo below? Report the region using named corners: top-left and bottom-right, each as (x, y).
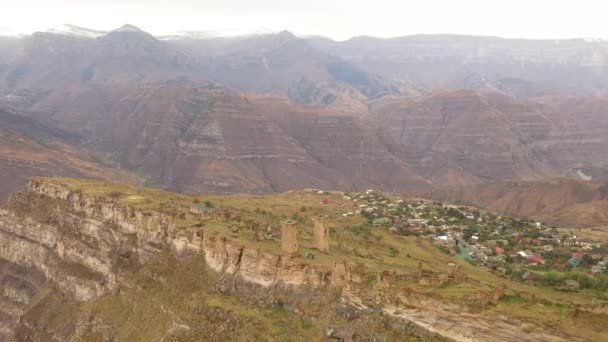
top-left (281, 220), bottom-right (299, 255)
top-left (470, 283), bottom-right (507, 310)
top-left (417, 263), bottom-right (469, 288)
top-left (313, 214), bottom-right (330, 252)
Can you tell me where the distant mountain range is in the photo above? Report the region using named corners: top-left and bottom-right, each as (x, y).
top-left (5, 24), bottom-right (608, 97)
top-left (36, 24), bottom-right (280, 40)
top-left (1, 24), bottom-right (608, 226)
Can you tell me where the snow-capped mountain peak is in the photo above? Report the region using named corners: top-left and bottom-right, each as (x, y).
top-left (113, 24), bottom-right (146, 33)
top-left (46, 24), bottom-right (107, 38)
top-left (158, 28), bottom-right (278, 40)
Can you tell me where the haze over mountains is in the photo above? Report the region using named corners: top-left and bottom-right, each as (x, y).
top-left (1, 24), bottom-right (608, 224)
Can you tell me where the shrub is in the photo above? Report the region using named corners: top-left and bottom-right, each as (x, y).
top-left (387, 246), bottom-right (399, 257)
top-left (502, 294), bottom-right (525, 304)
top-left (351, 225), bottom-right (372, 239)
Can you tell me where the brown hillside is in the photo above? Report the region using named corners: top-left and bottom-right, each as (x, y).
top-left (10, 84), bottom-right (608, 195)
top-left (369, 90), bottom-right (560, 184)
top-left (3, 31), bottom-right (608, 194)
top-left (23, 84), bottom-right (429, 194)
top-left (0, 108), bottom-right (140, 203)
top-left (420, 178), bottom-right (608, 227)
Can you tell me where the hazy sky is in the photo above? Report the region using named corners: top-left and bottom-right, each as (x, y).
top-left (1, 0), bottom-right (608, 40)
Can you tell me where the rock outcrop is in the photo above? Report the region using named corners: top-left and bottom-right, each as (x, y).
top-left (0, 179), bottom-right (589, 341)
top-left (0, 179), bottom-right (357, 340)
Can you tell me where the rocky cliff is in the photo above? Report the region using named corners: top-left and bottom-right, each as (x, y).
top-left (0, 179), bottom-right (599, 341)
top-left (0, 179), bottom-right (361, 340)
top-left (0, 179), bottom-right (177, 339)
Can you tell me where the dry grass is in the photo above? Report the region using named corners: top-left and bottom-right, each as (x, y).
top-left (559, 226), bottom-right (608, 243)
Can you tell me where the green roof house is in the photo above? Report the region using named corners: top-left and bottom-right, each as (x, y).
top-left (372, 217), bottom-right (390, 225)
top-left (568, 256), bottom-right (583, 268)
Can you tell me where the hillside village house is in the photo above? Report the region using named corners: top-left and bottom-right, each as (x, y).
top-left (325, 188), bottom-right (607, 279)
top-left (591, 248), bottom-right (608, 260)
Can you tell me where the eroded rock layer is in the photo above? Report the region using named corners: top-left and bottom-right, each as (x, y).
top-left (0, 179), bottom-right (589, 341)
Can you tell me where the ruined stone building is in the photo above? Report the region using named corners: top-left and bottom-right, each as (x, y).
top-left (189, 203), bottom-right (214, 219)
top-left (313, 214), bottom-right (330, 252)
top-left (281, 220), bottom-right (299, 255)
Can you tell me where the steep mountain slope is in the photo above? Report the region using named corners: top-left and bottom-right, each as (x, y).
top-left (0, 25), bottom-right (201, 90)
top-left (0, 108), bottom-right (140, 203)
top-left (420, 178), bottom-right (608, 227)
top-left (1, 28), bottom-right (398, 114)
top-left (165, 31), bottom-right (401, 112)
top-left (9, 29), bottom-right (608, 99)
top-left (367, 90), bottom-right (608, 186)
top-left (23, 84), bottom-right (428, 194)
top-left (2, 27), bottom-right (608, 204)
top-left (11, 83), bottom-right (608, 195)
top-left (369, 90), bottom-right (561, 184)
top-left (535, 95), bottom-right (608, 176)
top-left (307, 34), bottom-right (608, 97)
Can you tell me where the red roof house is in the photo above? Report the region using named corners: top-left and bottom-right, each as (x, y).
top-left (528, 255), bottom-right (542, 264)
top-left (494, 247), bottom-right (505, 254)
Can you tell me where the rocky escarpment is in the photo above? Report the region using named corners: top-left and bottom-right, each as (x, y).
top-left (0, 179), bottom-right (588, 341)
top-left (203, 233), bottom-right (329, 288)
top-left (0, 179), bottom-right (174, 339)
top-left (0, 258), bottom-right (46, 341)
top-left (0, 180), bottom-right (363, 340)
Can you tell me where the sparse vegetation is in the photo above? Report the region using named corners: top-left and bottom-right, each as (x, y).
top-left (17, 178), bottom-right (608, 341)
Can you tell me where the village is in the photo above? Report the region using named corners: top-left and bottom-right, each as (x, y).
top-left (308, 189), bottom-right (608, 292)
top-left (187, 187), bottom-right (608, 294)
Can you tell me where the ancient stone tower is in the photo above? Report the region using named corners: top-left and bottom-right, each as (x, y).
top-left (313, 214), bottom-right (330, 252)
top-left (281, 220), bottom-right (299, 255)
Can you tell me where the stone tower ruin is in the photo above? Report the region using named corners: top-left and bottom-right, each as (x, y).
top-left (281, 220), bottom-right (299, 255)
top-left (313, 214), bottom-right (330, 252)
